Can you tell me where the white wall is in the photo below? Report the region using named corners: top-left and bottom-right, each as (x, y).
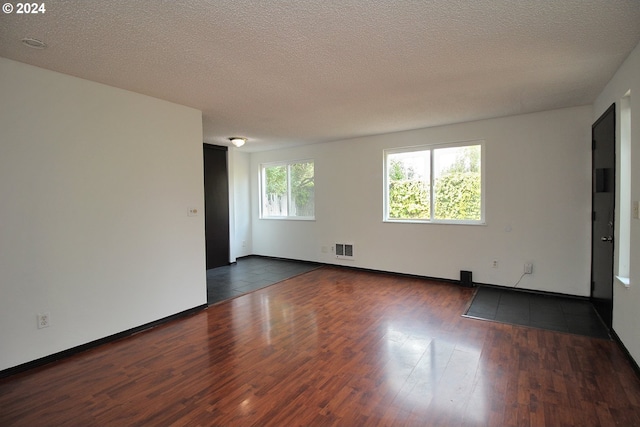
top-left (0, 58), bottom-right (206, 371)
top-left (251, 106), bottom-right (592, 296)
top-left (594, 41), bottom-right (640, 364)
top-left (229, 149), bottom-right (252, 259)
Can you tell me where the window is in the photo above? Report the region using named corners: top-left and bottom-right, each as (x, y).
top-left (261, 160), bottom-right (315, 219)
top-left (384, 141), bottom-right (484, 224)
top-left (617, 91), bottom-right (631, 286)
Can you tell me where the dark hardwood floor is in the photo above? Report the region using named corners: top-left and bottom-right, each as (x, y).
top-left (2, 267), bottom-right (640, 426)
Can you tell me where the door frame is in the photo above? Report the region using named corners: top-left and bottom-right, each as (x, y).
top-left (590, 103), bottom-right (616, 329)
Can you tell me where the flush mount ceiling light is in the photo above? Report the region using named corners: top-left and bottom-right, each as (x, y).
top-left (229, 137), bottom-right (247, 148)
top-left (21, 38), bottom-right (47, 49)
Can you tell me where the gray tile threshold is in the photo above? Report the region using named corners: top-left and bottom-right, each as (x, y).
top-left (206, 256), bottom-right (321, 305)
top-left (463, 286), bottom-right (610, 340)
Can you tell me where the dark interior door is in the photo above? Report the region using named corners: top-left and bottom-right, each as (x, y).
top-left (203, 144), bottom-right (230, 270)
top-left (591, 104), bottom-right (615, 329)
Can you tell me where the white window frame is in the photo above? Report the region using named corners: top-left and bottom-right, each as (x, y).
top-left (260, 159), bottom-right (315, 220)
top-left (383, 140), bottom-right (485, 225)
top-left (616, 91), bottom-right (631, 288)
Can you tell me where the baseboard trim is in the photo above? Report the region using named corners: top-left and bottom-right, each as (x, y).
top-left (330, 263), bottom-right (462, 286)
top-left (244, 254), bottom-right (461, 285)
top-left (0, 304), bottom-right (207, 379)
top-left (611, 328), bottom-right (640, 379)
top-left (474, 282), bottom-right (591, 301)
top-left (246, 255), bottom-right (599, 297)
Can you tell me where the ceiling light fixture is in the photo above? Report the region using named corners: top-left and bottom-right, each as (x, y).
top-left (229, 137), bottom-right (247, 148)
top-left (21, 38), bottom-right (47, 49)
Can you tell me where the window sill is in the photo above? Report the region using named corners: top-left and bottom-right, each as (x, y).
top-left (260, 216), bottom-right (315, 221)
top-left (616, 276), bottom-right (630, 288)
top-left (383, 219), bottom-right (486, 226)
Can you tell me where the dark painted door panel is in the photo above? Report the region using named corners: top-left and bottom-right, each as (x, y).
top-left (591, 104), bottom-right (615, 329)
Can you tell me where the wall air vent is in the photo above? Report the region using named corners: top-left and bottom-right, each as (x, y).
top-left (335, 243), bottom-right (354, 260)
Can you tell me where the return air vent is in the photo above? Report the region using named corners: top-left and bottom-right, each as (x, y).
top-left (335, 243), bottom-right (354, 260)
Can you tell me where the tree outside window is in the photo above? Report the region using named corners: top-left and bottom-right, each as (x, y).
top-left (385, 143), bottom-right (483, 223)
top-left (262, 161), bottom-right (314, 219)
top-left (387, 150), bottom-right (430, 220)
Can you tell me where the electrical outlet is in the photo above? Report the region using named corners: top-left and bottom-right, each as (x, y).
top-left (524, 263), bottom-right (533, 274)
top-left (37, 312), bottom-right (50, 329)
top-left (492, 259), bottom-right (498, 268)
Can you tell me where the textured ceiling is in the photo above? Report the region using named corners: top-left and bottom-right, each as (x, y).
top-left (1, 0), bottom-right (639, 151)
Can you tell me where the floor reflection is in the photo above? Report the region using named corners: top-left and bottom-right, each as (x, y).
top-left (229, 289), bottom-right (319, 361)
top-left (257, 294), bottom-right (315, 347)
top-left (384, 323), bottom-right (485, 423)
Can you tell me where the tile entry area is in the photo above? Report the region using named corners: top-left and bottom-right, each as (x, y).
top-left (464, 286), bottom-right (611, 339)
top-left (207, 256), bottom-right (320, 305)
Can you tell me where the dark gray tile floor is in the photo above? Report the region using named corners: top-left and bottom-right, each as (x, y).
top-left (464, 286), bottom-right (611, 339)
top-left (206, 256), bottom-right (320, 305)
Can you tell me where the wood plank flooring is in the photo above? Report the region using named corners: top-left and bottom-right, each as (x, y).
top-left (2, 267), bottom-right (640, 426)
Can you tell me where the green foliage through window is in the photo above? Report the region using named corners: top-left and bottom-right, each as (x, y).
top-left (385, 143), bottom-right (483, 222)
top-left (262, 161), bottom-right (314, 218)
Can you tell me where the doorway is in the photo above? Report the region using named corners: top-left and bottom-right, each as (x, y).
top-left (203, 144), bottom-right (230, 270)
top-left (591, 104), bottom-right (615, 329)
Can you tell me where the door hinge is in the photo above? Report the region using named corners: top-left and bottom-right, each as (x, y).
top-left (592, 139), bottom-right (596, 150)
top-left (592, 211), bottom-right (596, 221)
